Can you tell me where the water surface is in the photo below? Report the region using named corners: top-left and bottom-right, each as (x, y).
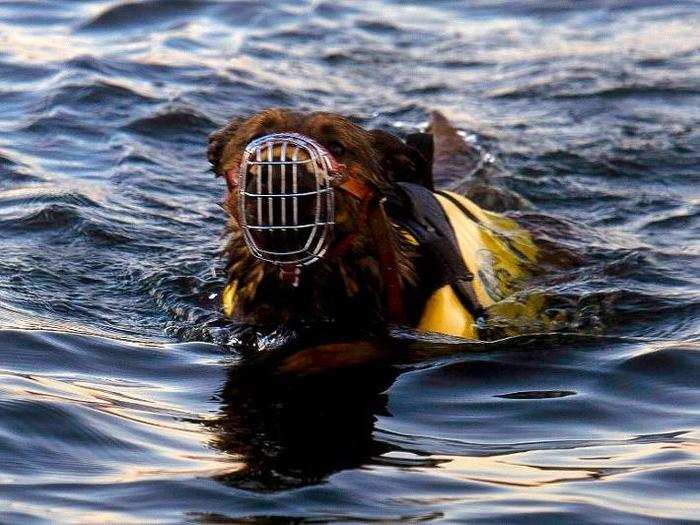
top-left (0, 0), bottom-right (699, 523)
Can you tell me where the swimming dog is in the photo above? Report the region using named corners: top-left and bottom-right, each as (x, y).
top-left (207, 109), bottom-right (538, 340)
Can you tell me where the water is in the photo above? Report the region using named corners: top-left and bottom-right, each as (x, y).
top-left (1, 0), bottom-right (699, 522)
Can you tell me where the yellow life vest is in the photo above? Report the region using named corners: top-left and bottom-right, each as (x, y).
top-left (221, 189), bottom-right (538, 339)
top-left (415, 190), bottom-right (538, 338)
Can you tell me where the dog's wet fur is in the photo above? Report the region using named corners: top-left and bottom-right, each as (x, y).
top-left (207, 108), bottom-right (518, 332)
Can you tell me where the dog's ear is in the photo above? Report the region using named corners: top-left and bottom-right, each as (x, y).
top-left (369, 130), bottom-right (434, 191)
top-left (405, 132), bottom-right (434, 171)
top-left (207, 118), bottom-right (243, 176)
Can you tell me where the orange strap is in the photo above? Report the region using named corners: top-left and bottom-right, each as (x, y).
top-left (339, 177), bottom-right (374, 201)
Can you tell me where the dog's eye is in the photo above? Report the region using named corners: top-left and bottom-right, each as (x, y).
top-left (328, 141), bottom-right (345, 157)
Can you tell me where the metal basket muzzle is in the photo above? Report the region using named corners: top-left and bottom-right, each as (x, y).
top-left (238, 132), bottom-right (338, 266)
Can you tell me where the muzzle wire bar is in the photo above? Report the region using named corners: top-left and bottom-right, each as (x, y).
top-left (267, 142), bottom-right (273, 226)
top-left (239, 133), bottom-right (337, 266)
top-left (292, 146), bottom-right (299, 226)
top-left (255, 147), bottom-right (262, 226)
top-left (280, 141), bottom-right (287, 226)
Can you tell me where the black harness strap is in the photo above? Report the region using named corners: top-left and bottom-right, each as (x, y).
top-left (434, 189), bottom-right (482, 225)
top-left (394, 182), bottom-right (486, 320)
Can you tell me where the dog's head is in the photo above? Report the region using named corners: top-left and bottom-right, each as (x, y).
top-left (208, 108), bottom-right (429, 209)
top-left (207, 108), bottom-right (430, 325)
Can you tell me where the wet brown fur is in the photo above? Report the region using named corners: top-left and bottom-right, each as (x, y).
top-left (208, 108), bottom-right (430, 328)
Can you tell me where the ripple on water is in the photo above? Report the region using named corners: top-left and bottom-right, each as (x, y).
top-left (0, 60), bottom-right (57, 84)
top-left (2, 203), bottom-right (85, 232)
top-left (79, 0), bottom-right (212, 32)
top-left (0, 152), bottom-right (39, 186)
top-left (124, 108), bottom-right (218, 140)
top-left (46, 79), bottom-right (159, 112)
top-left (0, 330), bottom-right (230, 500)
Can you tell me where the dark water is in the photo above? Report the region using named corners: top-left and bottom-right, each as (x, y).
top-left (1, 0), bottom-right (699, 523)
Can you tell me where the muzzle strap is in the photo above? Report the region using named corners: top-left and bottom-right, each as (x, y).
top-left (338, 176), bottom-right (374, 202)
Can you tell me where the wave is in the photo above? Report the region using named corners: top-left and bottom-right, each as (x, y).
top-left (80, 0), bottom-right (212, 31)
top-left (0, 60), bottom-right (56, 84)
top-left (0, 151), bottom-right (18, 170)
top-left (123, 108), bottom-right (217, 138)
top-left (46, 79), bottom-right (158, 110)
top-left (2, 203), bottom-right (85, 231)
top-left (490, 81), bottom-right (700, 100)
